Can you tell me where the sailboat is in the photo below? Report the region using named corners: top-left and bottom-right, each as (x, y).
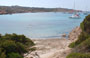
top-left (69, 13), bottom-right (80, 19)
top-left (69, 0), bottom-right (80, 19)
top-left (83, 11), bottom-right (89, 15)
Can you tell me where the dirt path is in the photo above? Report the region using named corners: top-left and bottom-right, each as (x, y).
top-left (24, 39), bottom-right (72, 58)
top-left (38, 39), bottom-right (72, 58)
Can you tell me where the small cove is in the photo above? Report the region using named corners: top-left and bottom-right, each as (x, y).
top-left (0, 12), bottom-right (86, 39)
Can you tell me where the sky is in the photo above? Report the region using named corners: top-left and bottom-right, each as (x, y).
top-left (0, 0), bottom-right (90, 11)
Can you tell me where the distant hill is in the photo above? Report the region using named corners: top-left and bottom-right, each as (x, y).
top-left (0, 6), bottom-right (81, 14)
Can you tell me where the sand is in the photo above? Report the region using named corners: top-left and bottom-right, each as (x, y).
top-left (24, 39), bottom-right (72, 58)
top-left (24, 27), bottom-right (81, 58)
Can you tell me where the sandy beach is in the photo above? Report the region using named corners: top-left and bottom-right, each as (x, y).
top-left (24, 27), bottom-right (81, 58)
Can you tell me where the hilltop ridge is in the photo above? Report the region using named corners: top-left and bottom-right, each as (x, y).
top-left (0, 6), bottom-right (81, 14)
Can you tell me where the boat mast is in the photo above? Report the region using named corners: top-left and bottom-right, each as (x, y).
top-left (74, 0), bottom-right (75, 10)
top-left (85, 0), bottom-right (88, 12)
top-left (74, 0), bottom-right (76, 13)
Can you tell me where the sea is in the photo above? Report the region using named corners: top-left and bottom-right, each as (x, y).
top-left (0, 12), bottom-right (86, 39)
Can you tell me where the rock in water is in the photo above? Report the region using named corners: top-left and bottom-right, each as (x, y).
top-left (62, 34), bottom-right (66, 37)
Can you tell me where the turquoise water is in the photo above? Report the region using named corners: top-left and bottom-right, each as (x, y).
top-left (0, 12), bottom-right (86, 39)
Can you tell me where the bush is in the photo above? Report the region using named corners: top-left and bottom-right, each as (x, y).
top-left (0, 33), bottom-right (35, 58)
top-left (8, 53), bottom-right (23, 58)
top-left (69, 42), bottom-right (76, 48)
top-left (69, 32), bottom-right (90, 48)
top-left (80, 15), bottom-right (90, 34)
top-left (29, 47), bottom-right (36, 51)
top-left (0, 52), bottom-right (6, 58)
top-left (16, 42), bottom-right (27, 54)
top-left (67, 53), bottom-right (90, 58)
top-left (73, 38), bottom-right (90, 53)
top-left (0, 40), bottom-right (17, 54)
top-left (0, 49), bottom-right (6, 58)
top-left (2, 33), bottom-right (35, 47)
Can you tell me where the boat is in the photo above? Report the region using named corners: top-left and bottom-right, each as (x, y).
top-left (69, 14), bottom-right (80, 19)
top-left (83, 11), bottom-right (89, 15)
top-left (69, 0), bottom-right (81, 19)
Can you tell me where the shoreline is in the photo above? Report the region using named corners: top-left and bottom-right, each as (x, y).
top-left (31, 37), bottom-right (68, 40)
top-left (24, 27), bottom-right (81, 58)
top-left (0, 12), bottom-right (68, 15)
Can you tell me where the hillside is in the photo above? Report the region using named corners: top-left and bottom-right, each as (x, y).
top-left (0, 6), bottom-right (81, 14)
top-left (67, 15), bottom-right (90, 58)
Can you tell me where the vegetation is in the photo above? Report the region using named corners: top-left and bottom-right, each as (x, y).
top-left (69, 32), bottom-right (89, 48)
top-left (0, 33), bottom-right (35, 58)
top-left (67, 15), bottom-right (90, 58)
top-left (67, 53), bottom-right (90, 58)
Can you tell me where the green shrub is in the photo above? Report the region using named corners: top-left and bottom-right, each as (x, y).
top-left (80, 15), bottom-right (90, 34)
top-left (0, 40), bottom-right (17, 54)
top-left (69, 32), bottom-right (89, 48)
top-left (29, 47), bottom-right (36, 51)
top-left (69, 42), bottom-right (76, 48)
top-left (7, 53), bottom-right (23, 58)
top-left (67, 53), bottom-right (90, 58)
top-left (0, 52), bottom-right (6, 58)
top-left (2, 33), bottom-right (35, 47)
top-left (0, 49), bottom-right (6, 58)
top-left (16, 42), bottom-right (27, 54)
top-left (73, 38), bottom-right (90, 53)
top-left (0, 33), bottom-right (35, 58)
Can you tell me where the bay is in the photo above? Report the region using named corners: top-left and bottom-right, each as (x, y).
top-left (0, 12), bottom-right (86, 39)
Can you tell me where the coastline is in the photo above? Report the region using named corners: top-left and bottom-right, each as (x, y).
top-left (24, 26), bottom-right (81, 58)
top-left (0, 6), bottom-right (80, 15)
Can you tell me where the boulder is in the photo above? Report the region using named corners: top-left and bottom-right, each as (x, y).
top-left (62, 34), bottom-right (66, 37)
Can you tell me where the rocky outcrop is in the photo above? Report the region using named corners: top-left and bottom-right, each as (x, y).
top-left (68, 26), bottom-right (82, 41)
top-left (62, 34), bottom-right (67, 37)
